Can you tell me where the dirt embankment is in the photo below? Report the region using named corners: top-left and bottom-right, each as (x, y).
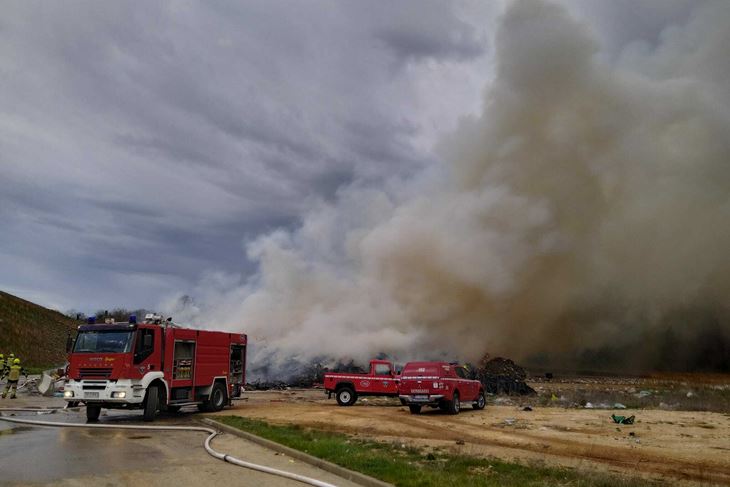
top-left (0, 290), bottom-right (77, 366)
top-left (218, 385), bottom-right (730, 486)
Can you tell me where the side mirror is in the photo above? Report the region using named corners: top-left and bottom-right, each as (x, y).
top-left (66, 333), bottom-right (74, 353)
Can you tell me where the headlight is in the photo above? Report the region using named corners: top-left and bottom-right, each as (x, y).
top-left (63, 390), bottom-right (74, 398)
top-left (111, 391), bottom-right (127, 399)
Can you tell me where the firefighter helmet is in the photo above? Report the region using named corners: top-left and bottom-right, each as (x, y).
top-left (13, 358), bottom-right (20, 365)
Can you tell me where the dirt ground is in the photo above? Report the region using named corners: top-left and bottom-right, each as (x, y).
top-left (215, 380), bottom-right (730, 486)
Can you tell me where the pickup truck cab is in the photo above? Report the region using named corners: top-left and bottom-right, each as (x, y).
top-left (324, 359), bottom-right (399, 406)
top-left (398, 361), bottom-right (485, 414)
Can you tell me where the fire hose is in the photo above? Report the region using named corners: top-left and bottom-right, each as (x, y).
top-left (0, 408), bottom-right (337, 487)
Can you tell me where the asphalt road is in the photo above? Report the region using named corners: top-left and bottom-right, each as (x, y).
top-left (0, 392), bottom-right (361, 487)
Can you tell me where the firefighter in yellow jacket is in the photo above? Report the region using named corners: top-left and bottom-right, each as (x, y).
top-left (2, 358), bottom-right (25, 399)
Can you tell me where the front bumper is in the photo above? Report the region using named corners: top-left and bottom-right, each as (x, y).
top-left (63, 379), bottom-right (145, 404)
top-left (399, 394), bottom-right (445, 406)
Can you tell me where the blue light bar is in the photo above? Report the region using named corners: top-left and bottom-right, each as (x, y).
top-left (129, 314), bottom-right (137, 324)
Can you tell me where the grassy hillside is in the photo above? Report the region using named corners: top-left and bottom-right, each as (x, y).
top-left (0, 290), bottom-right (78, 367)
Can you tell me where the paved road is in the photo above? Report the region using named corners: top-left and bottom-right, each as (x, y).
top-left (0, 393), bottom-right (360, 487)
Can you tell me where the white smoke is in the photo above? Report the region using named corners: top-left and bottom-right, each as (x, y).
top-left (163, 0), bottom-right (730, 373)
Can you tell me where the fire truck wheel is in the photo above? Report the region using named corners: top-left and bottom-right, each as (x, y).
top-left (408, 405), bottom-right (422, 414)
top-left (447, 391), bottom-right (460, 415)
top-left (473, 391), bottom-right (486, 410)
top-left (143, 385), bottom-right (159, 421)
top-left (210, 382), bottom-right (227, 411)
top-left (86, 405), bottom-right (101, 422)
top-left (335, 387), bottom-right (357, 406)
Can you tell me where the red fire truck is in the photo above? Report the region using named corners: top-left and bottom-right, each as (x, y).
top-left (323, 359), bottom-right (399, 406)
top-left (64, 314), bottom-right (246, 422)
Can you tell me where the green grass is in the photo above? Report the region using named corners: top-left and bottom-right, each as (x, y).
top-left (215, 416), bottom-right (655, 487)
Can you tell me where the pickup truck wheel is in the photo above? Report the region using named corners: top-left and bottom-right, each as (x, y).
top-left (86, 404), bottom-right (101, 422)
top-left (473, 391), bottom-right (486, 410)
top-left (336, 387), bottom-right (357, 406)
top-left (143, 385), bottom-right (159, 422)
top-left (447, 391), bottom-right (460, 415)
top-left (408, 405), bottom-right (422, 414)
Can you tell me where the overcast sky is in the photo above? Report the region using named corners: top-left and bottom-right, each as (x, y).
top-left (0, 0), bottom-right (703, 314)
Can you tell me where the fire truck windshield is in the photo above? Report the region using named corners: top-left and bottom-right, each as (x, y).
top-left (73, 330), bottom-right (135, 354)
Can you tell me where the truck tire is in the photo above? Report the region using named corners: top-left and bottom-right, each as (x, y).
top-left (143, 385), bottom-right (159, 422)
top-left (447, 391), bottom-right (460, 415)
top-left (473, 391), bottom-right (486, 410)
top-left (335, 386), bottom-right (357, 406)
top-left (209, 382), bottom-right (227, 412)
top-left (408, 405), bottom-right (422, 414)
top-left (86, 404), bottom-right (101, 422)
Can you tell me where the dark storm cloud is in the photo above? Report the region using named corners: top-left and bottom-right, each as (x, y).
top-left (0, 1), bottom-right (492, 311)
top-left (3, 1), bottom-right (703, 315)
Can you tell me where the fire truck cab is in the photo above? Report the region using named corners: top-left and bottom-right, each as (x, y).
top-left (64, 314), bottom-right (246, 422)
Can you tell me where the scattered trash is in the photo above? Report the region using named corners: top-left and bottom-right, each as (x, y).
top-left (686, 391), bottom-right (694, 398)
top-left (494, 397), bottom-right (514, 406)
top-left (551, 394), bottom-right (559, 402)
top-left (613, 403), bottom-right (627, 409)
top-left (455, 439), bottom-right (465, 445)
top-left (636, 390), bottom-right (652, 398)
top-left (611, 414), bottom-right (635, 425)
top-left (504, 418), bottom-right (516, 426)
top-left (585, 402), bottom-right (612, 409)
top-left (523, 406), bottom-right (533, 411)
top-left (629, 431), bottom-right (636, 437)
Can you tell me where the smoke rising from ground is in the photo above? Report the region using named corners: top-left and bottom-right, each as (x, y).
top-left (165, 0), bottom-right (730, 374)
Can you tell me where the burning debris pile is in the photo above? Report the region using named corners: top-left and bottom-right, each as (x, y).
top-left (471, 355), bottom-right (535, 396)
top-left (246, 359), bottom-right (366, 390)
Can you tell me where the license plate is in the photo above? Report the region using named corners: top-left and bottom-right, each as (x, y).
top-left (85, 392), bottom-right (100, 399)
top-left (412, 395), bottom-right (429, 402)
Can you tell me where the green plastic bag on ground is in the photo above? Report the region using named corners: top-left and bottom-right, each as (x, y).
top-left (611, 414), bottom-right (635, 425)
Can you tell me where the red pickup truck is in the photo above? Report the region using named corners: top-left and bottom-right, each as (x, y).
top-left (398, 361), bottom-right (485, 414)
top-left (324, 359), bottom-right (399, 406)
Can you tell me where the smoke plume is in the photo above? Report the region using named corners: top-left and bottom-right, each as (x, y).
top-left (165, 0), bottom-right (730, 374)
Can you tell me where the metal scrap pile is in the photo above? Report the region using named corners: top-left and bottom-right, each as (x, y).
top-left (472, 355), bottom-right (536, 396)
top-left (245, 380), bottom-right (291, 391)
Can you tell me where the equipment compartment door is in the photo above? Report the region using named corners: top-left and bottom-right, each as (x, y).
top-left (229, 345), bottom-right (245, 396)
top-left (172, 341), bottom-right (196, 395)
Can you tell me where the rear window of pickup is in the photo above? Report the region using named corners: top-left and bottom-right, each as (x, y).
top-left (401, 363), bottom-right (449, 377)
